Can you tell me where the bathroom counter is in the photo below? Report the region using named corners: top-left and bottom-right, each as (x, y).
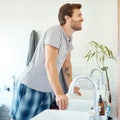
top-left (31, 109), bottom-right (118, 120)
top-left (31, 110), bottom-right (90, 120)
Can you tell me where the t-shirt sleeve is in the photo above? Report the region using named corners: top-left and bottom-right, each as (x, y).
top-left (44, 28), bottom-right (61, 49)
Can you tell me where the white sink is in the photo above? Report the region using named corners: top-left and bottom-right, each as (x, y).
top-left (67, 99), bottom-right (94, 111)
top-left (31, 110), bottom-right (90, 120)
top-left (66, 91), bottom-right (94, 111)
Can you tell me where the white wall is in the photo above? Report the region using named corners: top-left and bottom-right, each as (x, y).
top-left (0, 0), bottom-right (118, 116)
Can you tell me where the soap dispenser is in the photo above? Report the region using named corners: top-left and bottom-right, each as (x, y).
top-left (98, 94), bottom-right (105, 115)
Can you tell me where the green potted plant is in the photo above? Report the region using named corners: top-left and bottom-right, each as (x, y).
top-left (84, 41), bottom-right (117, 103)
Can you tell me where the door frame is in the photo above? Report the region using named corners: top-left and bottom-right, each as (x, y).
top-left (118, 0), bottom-right (120, 56)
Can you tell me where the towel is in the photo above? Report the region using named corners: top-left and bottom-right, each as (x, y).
top-left (26, 30), bottom-right (39, 66)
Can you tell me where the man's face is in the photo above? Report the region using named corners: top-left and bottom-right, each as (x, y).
top-left (70, 9), bottom-right (84, 31)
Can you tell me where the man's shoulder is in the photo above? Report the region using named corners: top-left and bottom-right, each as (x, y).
top-left (47, 25), bottom-right (61, 32)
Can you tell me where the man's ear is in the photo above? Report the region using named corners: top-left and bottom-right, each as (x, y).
top-left (65, 15), bottom-right (71, 22)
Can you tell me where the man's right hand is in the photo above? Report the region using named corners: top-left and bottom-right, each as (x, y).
top-left (55, 94), bottom-right (68, 110)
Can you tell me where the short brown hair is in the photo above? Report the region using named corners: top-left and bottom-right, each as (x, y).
top-left (58, 3), bottom-right (82, 25)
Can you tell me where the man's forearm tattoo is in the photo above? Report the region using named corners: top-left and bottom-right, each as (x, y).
top-left (64, 67), bottom-right (71, 79)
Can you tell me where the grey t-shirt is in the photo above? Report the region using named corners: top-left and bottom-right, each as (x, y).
top-left (19, 25), bottom-right (73, 92)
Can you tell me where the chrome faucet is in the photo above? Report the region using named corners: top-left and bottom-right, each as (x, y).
top-left (89, 68), bottom-right (105, 90)
top-left (68, 76), bottom-right (99, 119)
top-left (89, 68), bottom-right (108, 101)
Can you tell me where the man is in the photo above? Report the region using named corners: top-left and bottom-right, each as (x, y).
top-left (10, 3), bottom-right (84, 120)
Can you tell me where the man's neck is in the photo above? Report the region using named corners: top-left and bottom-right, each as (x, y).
top-left (61, 24), bottom-right (74, 37)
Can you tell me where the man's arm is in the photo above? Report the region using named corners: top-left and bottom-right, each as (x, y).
top-left (62, 52), bottom-right (72, 88)
top-left (62, 52), bottom-right (81, 95)
top-left (45, 45), bottom-right (68, 110)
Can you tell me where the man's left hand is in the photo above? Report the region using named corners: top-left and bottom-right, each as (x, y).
top-left (73, 86), bottom-right (82, 96)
